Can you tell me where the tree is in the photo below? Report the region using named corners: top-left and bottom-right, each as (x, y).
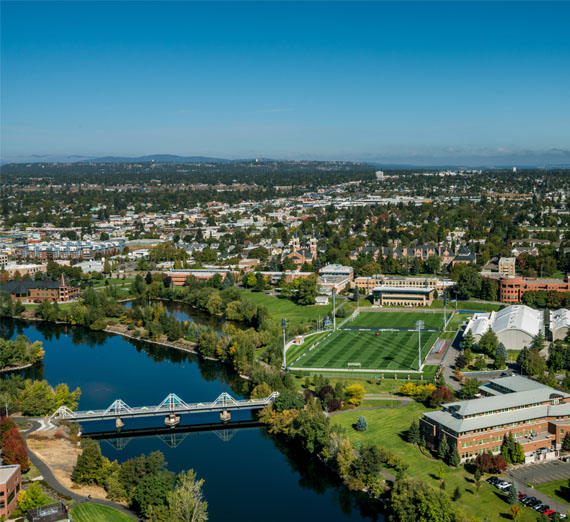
top-left (448, 445), bottom-right (460, 467)
top-left (496, 342), bottom-right (508, 360)
top-left (562, 432), bottom-right (570, 452)
top-left (462, 330), bottom-right (475, 351)
top-left (54, 383), bottom-right (81, 410)
top-left (291, 400), bottom-right (330, 454)
top-left (429, 386), bottom-right (454, 408)
top-left (167, 469), bottom-right (209, 522)
top-left (297, 276), bottom-right (317, 305)
top-left (510, 505), bottom-right (521, 521)
top-left (345, 384), bottom-right (366, 406)
top-left (19, 380), bottom-right (56, 416)
top-left (15, 482), bottom-right (51, 515)
top-left (390, 478), bottom-right (457, 522)
top-left (407, 420), bottom-right (420, 444)
top-left (250, 382), bottom-right (272, 399)
top-left (461, 378), bottom-right (482, 399)
top-left (103, 260), bottom-right (112, 274)
top-left (452, 486), bottom-right (462, 501)
top-left (336, 437), bottom-right (354, 479)
top-left (133, 470), bottom-right (175, 518)
top-left (438, 436), bottom-right (450, 461)
top-left (507, 484), bottom-right (518, 505)
top-left (355, 415), bottom-right (368, 432)
top-left (454, 265), bottom-right (482, 300)
top-left (71, 439), bottom-right (107, 485)
top-left (479, 329), bottom-right (499, 358)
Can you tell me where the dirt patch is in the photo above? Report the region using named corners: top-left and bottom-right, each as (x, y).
top-left (26, 430), bottom-right (108, 500)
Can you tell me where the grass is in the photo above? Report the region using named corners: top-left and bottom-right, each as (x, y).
top-left (286, 331), bottom-right (330, 365)
top-left (430, 300), bottom-right (501, 312)
top-left (70, 503), bottom-right (135, 522)
top-left (238, 290), bottom-right (334, 328)
top-left (349, 311), bottom-right (444, 330)
top-left (357, 399), bottom-right (401, 408)
top-left (508, 350), bottom-right (521, 362)
top-left (331, 404), bottom-right (537, 522)
top-left (291, 328), bottom-right (439, 371)
top-left (291, 375), bottom-right (437, 393)
top-left (535, 479), bottom-right (570, 506)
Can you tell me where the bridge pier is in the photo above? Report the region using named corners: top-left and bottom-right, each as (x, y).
top-left (165, 414), bottom-right (181, 428)
top-left (220, 410), bottom-right (231, 422)
top-left (115, 418), bottom-right (124, 431)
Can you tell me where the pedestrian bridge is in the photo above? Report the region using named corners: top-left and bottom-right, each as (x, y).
top-left (49, 391), bottom-right (279, 427)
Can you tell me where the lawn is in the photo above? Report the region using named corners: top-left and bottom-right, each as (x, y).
top-left (291, 328), bottom-right (439, 371)
top-left (430, 300), bottom-right (501, 312)
top-left (349, 311), bottom-right (444, 330)
top-left (70, 503), bottom-right (135, 521)
top-left (331, 404), bottom-right (537, 522)
top-left (238, 290), bottom-right (334, 328)
top-left (286, 331), bottom-right (330, 366)
top-left (536, 479), bottom-right (570, 506)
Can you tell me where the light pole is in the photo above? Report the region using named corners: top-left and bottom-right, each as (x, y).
top-left (416, 320), bottom-right (424, 371)
top-left (332, 289), bottom-right (337, 331)
top-left (443, 289), bottom-right (447, 330)
top-left (282, 318), bottom-right (287, 370)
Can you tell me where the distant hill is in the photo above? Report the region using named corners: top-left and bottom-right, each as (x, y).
top-left (86, 154), bottom-right (236, 163)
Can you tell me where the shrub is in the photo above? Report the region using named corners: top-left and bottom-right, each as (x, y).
top-left (355, 416), bottom-right (368, 432)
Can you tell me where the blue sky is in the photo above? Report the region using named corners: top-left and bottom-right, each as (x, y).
top-left (1, 1), bottom-right (569, 166)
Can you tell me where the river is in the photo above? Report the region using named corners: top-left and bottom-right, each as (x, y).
top-left (2, 307), bottom-right (383, 522)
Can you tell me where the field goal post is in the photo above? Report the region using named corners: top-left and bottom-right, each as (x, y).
top-left (347, 362), bottom-right (361, 370)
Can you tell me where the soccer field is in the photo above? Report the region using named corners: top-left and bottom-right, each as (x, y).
top-left (349, 311), bottom-right (444, 330)
top-left (291, 329), bottom-right (440, 371)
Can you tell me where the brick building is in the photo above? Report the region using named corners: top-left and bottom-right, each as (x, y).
top-left (0, 464), bottom-right (21, 519)
top-left (0, 274), bottom-right (79, 303)
top-left (420, 377), bottom-right (570, 462)
top-left (354, 275), bottom-right (453, 295)
top-left (371, 286), bottom-right (435, 307)
top-left (499, 276), bottom-right (570, 303)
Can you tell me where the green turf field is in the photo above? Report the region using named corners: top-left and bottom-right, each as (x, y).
top-left (70, 503), bottom-right (135, 521)
top-left (291, 328), bottom-right (439, 371)
top-left (348, 311), bottom-right (444, 330)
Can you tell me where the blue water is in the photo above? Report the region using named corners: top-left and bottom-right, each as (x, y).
top-left (4, 319), bottom-right (383, 521)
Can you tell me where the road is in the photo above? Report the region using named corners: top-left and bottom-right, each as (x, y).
top-left (21, 419), bottom-right (139, 520)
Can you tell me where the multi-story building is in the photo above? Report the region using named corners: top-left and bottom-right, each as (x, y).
top-left (0, 252), bottom-right (8, 269)
top-left (0, 464), bottom-right (21, 519)
top-left (0, 274), bottom-right (80, 303)
top-left (14, 240), bottom-right (124, 261)
top-left (354, 275), bottom-right (453, 295)
top-left (420, 376), bottom-right (570, 462)
top-left (350, 244), bottom-right (455, 266)
top-left (499, 276), bottom-right (570, 303)
top-left (3, 263), bottom-right (47, 278)
top-left (163, 269), bottom-right (233, 286)
top-left (371, 286), bottom-right (435, 307)
top-left (498, 257), bottom-right (517, 277)
top-left (318, 264), bottom-right (354, 281)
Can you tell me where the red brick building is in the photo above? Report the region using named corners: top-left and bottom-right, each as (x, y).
top-left (0, 465), bottom-right (21, 519)
top-left (499, 276), bottom-right (570, 303)
top-left (420, 377), bottom-right (570, 462)
top-left (0, 274), bottom-right (79, 303)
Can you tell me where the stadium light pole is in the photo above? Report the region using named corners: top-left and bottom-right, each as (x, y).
top-left (443, 290), bottom-right (447, 330)
top-left (282, 318), bottom-right (287, 370)
top-left (333, 289), bottom-right (337, 331)
top-left (416, 320), bottom-right (424, 371)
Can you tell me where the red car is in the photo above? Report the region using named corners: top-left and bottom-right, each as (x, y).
top-left (518, 493), bottom-right (527, 500)
top-left (542, 510), bottom-right (555, 516)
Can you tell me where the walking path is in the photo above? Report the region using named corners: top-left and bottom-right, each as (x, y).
top-left (21, 419), bottom-right (138, 520)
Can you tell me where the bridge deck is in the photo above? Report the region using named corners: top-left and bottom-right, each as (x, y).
top-left (50, 392), bottom-right (280, 423)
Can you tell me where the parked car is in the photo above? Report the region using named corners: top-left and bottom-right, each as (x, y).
top-left (542, 510), bottom-right (555, 516)
top-left (535, 505), bottom-right (550, 513)
top-left (522, 496), bottom-right (538, 506)
top-left (486, 476), bottom-right (499, 484)
top-left (497, 481), bottom-right (512, 491)
top-left (518, 493), bottom-right (528, 501)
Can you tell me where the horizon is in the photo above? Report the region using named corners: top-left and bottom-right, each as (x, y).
top-left (1, 1), bottom-right (569, 167)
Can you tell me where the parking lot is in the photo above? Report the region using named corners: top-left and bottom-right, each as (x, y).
top-left (508, 460), bottom-right (570, 485)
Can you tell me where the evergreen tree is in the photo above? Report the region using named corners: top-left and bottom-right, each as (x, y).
top-left (438, 436), bottom-right (450, 461)
top-left (507, 484), bottom-right (519, 505)
top-left (562, 432), bottom-right (570, 452)
top-left (452, 486), bottom-right (462, 501)
top-left (355, 415), bottom-right (368, 432)
top-left (407, 420), bottom-right (420, 444)
top-left (462, 330), bottom-right (475, 351)
top-left (71, 439), bottom-right (106, 485)
top-left (496, 342), bottom-right (508, 360)
top-left (448, 445), bottom-right (461, 467)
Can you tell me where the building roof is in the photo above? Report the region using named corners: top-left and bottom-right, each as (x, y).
top-left (0, 464), bottom-right (19, 484)
top-left (551, 309), bottom-right (570, 332)
top-left (465, 305), bottom-right (544, 339)
top-left (372, 286), bottom-right (434, 295)
top-left (479, 375), bottom-right (555, 394)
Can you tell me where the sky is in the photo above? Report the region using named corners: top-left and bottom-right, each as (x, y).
top-left (1, 1), bottom-right (570, 166)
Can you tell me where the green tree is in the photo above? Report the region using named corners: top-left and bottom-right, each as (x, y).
top-left (448, 445), bottom-right (460, 467)
top-left (452, 486), bottom-right (462, 501)
top-left (462, 330), bottom-right (474, 351)
top-left (438, 436), bottom-right (449, 461)
top-left (133, 470), bottom-right (175, 518)
top-left (54, 383), bottom-right (81, 410)
top-left (562, 432), bottom-right (570, 451)
top-left (407, 420), bottom-right (420, 444)
top-left (250, 382), bottom-right (273, 399)
top-left (19, 380), bottom-right (56, 416)
top-left (479, 329), bottom-right (499, 357)
top-left (461, 378), bottom-right (482, 399)
top-left (355, 415), bottom-right (368, 432)
top-left (507, 484), bottom-right (518, 505)
top-left (297, 276), bottom-right (317, 305)
top-left (166, 469), bottom-right (209, 522)
top-left (496, 342), bottom-right (508, 360)
top-left (291, 400), bottom-right (330, 454)
top-left (71, 439), bottom-right (107, 485)
top-left (390, 478), bottom-right (457, 522)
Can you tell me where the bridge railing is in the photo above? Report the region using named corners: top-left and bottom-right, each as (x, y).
top-left (49, 391), bottom-right (280, 422)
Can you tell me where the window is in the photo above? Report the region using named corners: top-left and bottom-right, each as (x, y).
top-left (7, 491), bottom-right (14, 505)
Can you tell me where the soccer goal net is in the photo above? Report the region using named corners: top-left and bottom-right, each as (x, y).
top-left (347, 362), bottom-right (361, 369)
